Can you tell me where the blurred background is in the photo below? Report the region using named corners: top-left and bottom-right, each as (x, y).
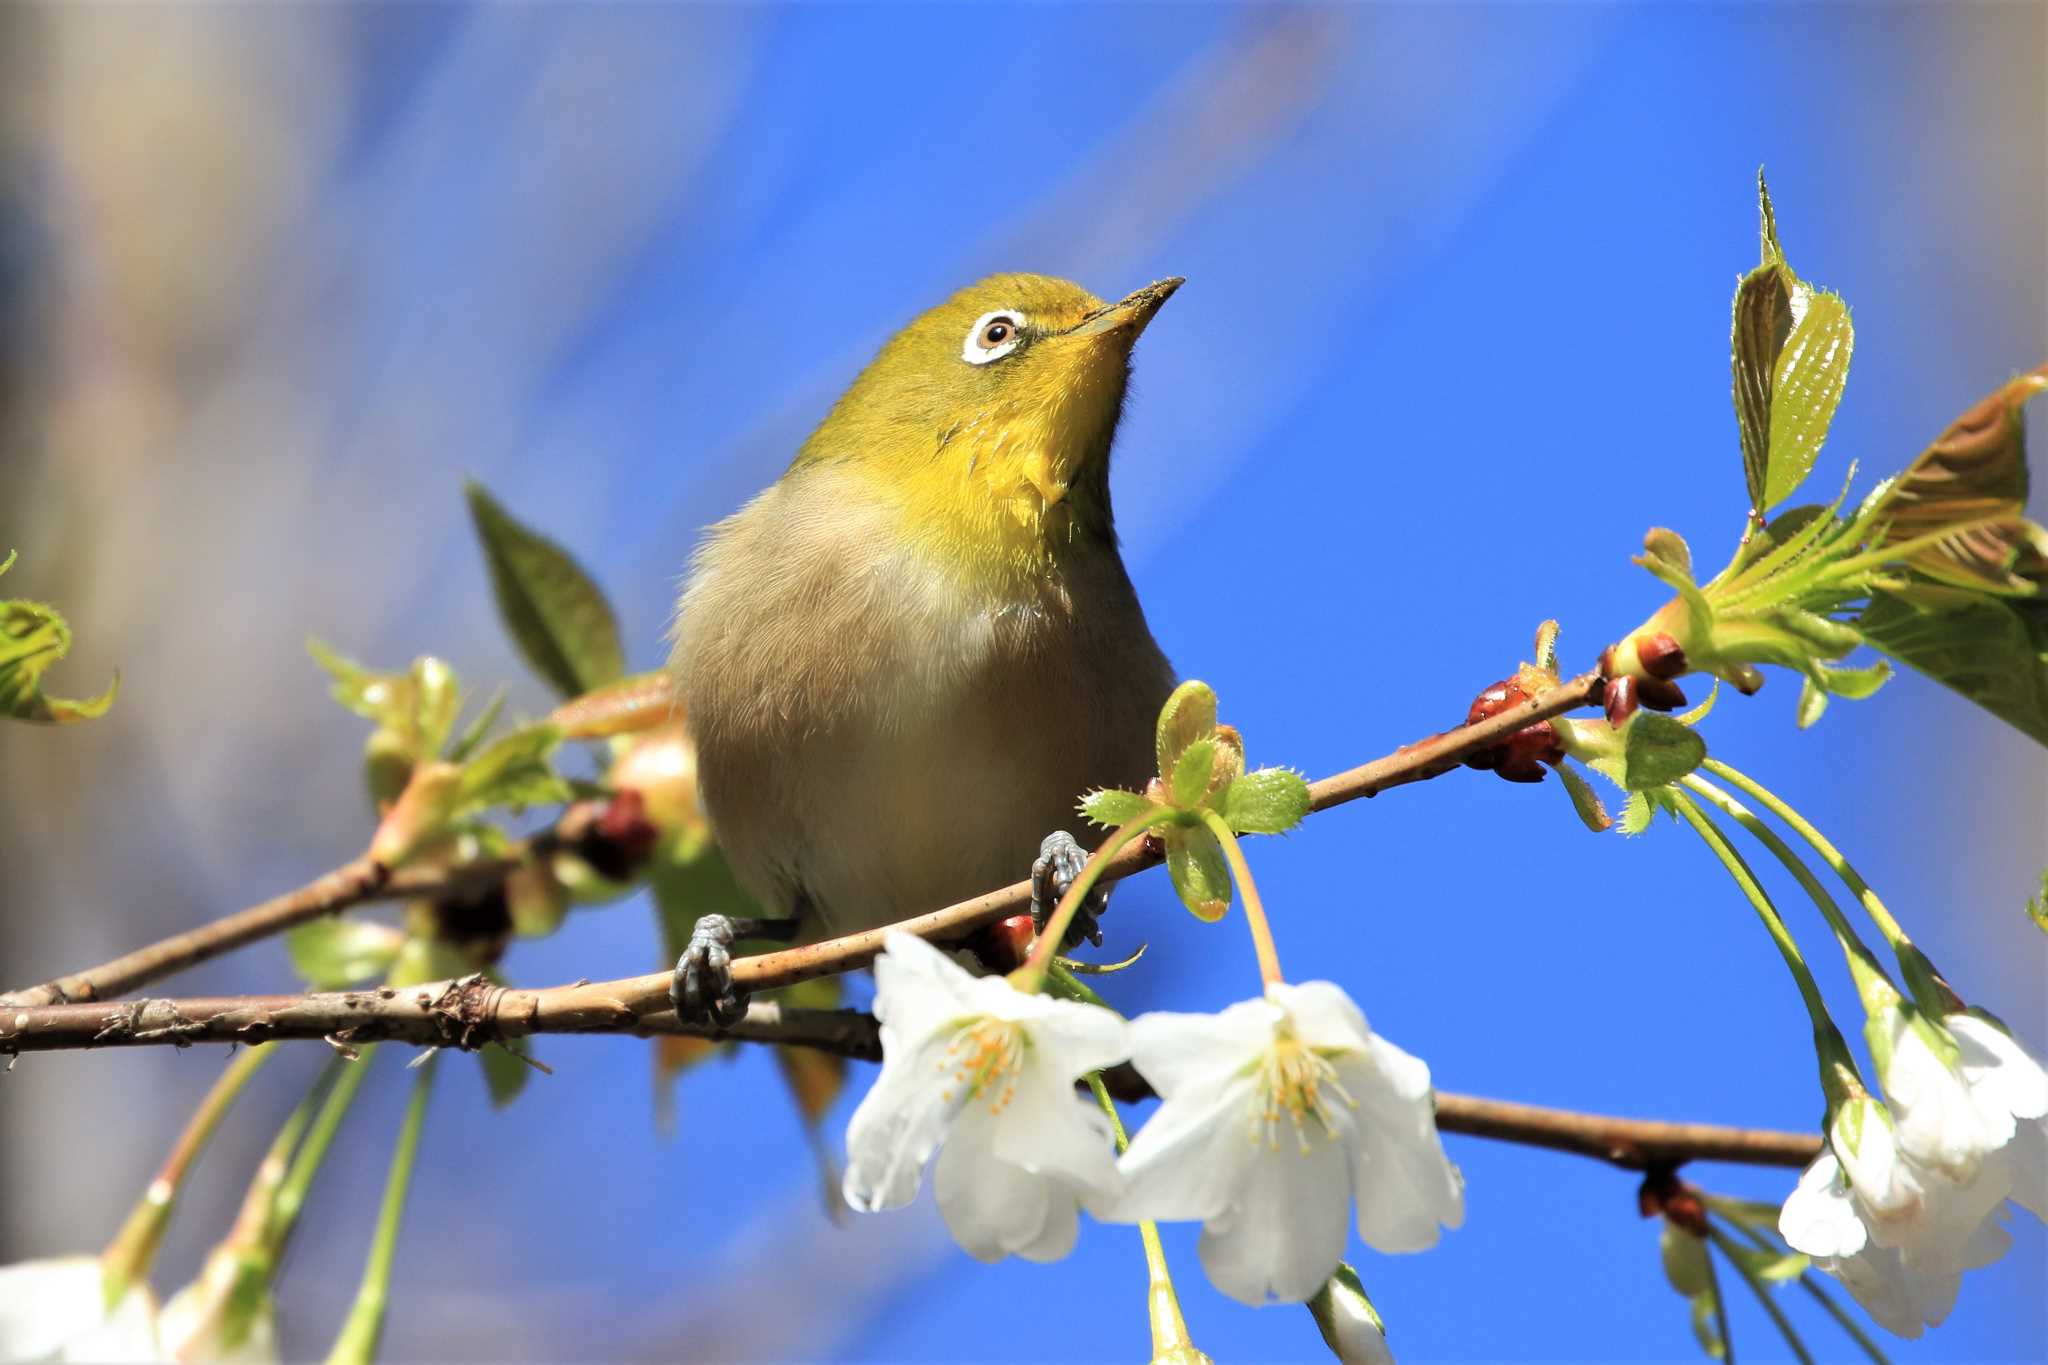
top-left (1, 4), bottom-right (2042, 1361)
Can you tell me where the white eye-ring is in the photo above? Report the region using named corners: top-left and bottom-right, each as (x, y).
top-left (962, 310), bottom-right (1027, 365)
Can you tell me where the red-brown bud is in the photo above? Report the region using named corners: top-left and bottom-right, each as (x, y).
top-left (1637, 632), bottom-right (1688, 680)
top-left (1604, 675), bottom-right (1640, 728)
top-left (1635, 676), bottom-right (1688, 712)
top-left (1462, 677), bottom-right (1564, 782)
top-left (969, 914), bottom-right (1036, 973)
top-left (578, 789), bottom-right (661, 882)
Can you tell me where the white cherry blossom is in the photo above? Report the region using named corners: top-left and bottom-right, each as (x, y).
top-left (0, 1255), bottom-right (161, 1363)
top-left (1946, 1012), bottom-right (2048, 1218)
top-left (1103, 981), bottom-right (1462, 1305)
top-left (1309, 1266), bottom-right (1396, 1364)
top-left (841, 931), bottom-right (1130, 1263)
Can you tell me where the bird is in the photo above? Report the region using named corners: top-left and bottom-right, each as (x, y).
top-left (667, 273), bottom-right (1183, 1025)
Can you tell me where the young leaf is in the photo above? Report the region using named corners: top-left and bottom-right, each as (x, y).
top-left (0, 593), bottom-right (118, 725)
top-left (1857, 584), bottom-right (2048, 746)
top-left (465, 480), bottom-right (625, 699)
top-left (1556, 763), bottom-right (1611, 833)
top-left (285, 918), bottom-right (406, 989)
top-left (1729, 173), bottom-right (1852, 513)
top-left (1622, 713), bottom-right (1708, 791)
top-left (1795, 675), bottom-right (1830, 730)
top-left (1154, 679), bottom-right (1218, 783)
top-left (1165, 825), bottom-right (1231, 921)
top-left (445, 687), bottom-right (507, 762)
top-left (1223, 767), bottom-right (1311, 834)
top-left (1171, 739), bottom-right (1217, 808)
top-left (1860, 368), bottom-right (2047, 594)
top-left (548, 672), bottom-right (675, 740)
top-left (455, 724), bottom-right (571, 814)
top-left (1079, 787), bottom-right (1154, 828)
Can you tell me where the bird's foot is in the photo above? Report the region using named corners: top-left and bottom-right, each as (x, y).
top-left (670, 913), bottom-right (802, 1027)
top-left (1031, 830), bottom-right (1109, 951)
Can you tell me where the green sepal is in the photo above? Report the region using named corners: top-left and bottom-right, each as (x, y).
top-left (1308, 1262), bottom-right (1386, 1363)
top-left (1622, 713), bottom-right (1708, 791)
top-left (1556, 762), bottom-right (1611, 833)
top-left (1165, 824), bottom-right (1231, 921)
top-left (1222, 767), bottom-right (1311, 834)
top-left (1155, 679), bottom-right (1218, 784)
top-left (285, 918), bottom-right (407, 989)
top-left (1619, 790), bottom-right (1657, 836)
top-left (1055, 941), bottom-right (1148, 975)
top-left (1043, 960), bottom-right (1114, 1009)
top-left (1079, 786), bottom-right (1155, 828)
top-left (1726, 1242), bottom-right (1810, 1283)
top-left (454, 723), bottom-right (570, 814)
top-left (465, 480), bottom-right (625, 699)
top-left (0, 580), bottom-right (119, 725)
top-left (1690, 1294), bottom-right (1727, 1361)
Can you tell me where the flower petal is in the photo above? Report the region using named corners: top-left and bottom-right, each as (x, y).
top-left (1778, 1154), bottom-right (1867, 1260)
top-left (1345, 1052), bottom-right (1464, 1251)
top-left (872, 931), bottom-right (978, 1044)
top-left (0, 1257), bottom-right (112, 1362)
top-left (1196, 1132), bottom-right (1353, 1305)
top-left (1270, 980), bottom-right (1373, 1054)
top-left (990, 1059), bottom-right (1121, 1201)
top-left (842, 1023), bottom-right (962, 1212)
top-left (1108, 1072), bottom-right (1259, 1225)
top-left (933, 1106), bottom-right (1079, 1264)
top-left (1948, 1013), bottom-right (2048, 1122)
top-left (1127, 998), bottom-right (1277, 1097)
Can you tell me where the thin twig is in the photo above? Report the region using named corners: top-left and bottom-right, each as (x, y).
top-left (2, 671), bottom-right (1603, 1013)
top-left (0, 856), bottom-right (393, 1009)
top-left (0, 982), bottom-right (1818, 1171)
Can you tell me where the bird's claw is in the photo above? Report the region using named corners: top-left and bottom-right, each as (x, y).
top-left (671, 913), bottom-right (750, 1027)
top-left (1032, 830), bottom-right (1107, 950)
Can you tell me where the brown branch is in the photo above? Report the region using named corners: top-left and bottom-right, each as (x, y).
top-left (2, 671), bottom-right (1602, 1014)
top-left (0, 981), bottom-right (1817, 1172)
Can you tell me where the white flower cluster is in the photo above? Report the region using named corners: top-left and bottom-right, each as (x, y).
top-left (1779, 1007), bottom-right (2046, 1337)
top-left (842, 933), bottom-right (1463, 1310)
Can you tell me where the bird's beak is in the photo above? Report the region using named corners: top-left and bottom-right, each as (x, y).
top-left (1066, 277), bottom-right (1185, 341)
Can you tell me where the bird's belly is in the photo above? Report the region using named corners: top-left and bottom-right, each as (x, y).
top-left (693, 628), bottom-right (1163, 939)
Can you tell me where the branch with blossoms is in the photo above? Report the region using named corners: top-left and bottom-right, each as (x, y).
top-left (4, 177), bottom-right (2047, 1365)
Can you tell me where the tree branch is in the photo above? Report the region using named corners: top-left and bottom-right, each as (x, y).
top-left (2, 671), bottom-right (1604, 1012)
top-left (0, 981), bottom-right (1818, 1172)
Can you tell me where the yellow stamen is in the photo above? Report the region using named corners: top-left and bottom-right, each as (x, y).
top-left (938, 1017), bottom-right (1026, 1115)
top-left (1250, 1031), bottom-right (1355, 1154)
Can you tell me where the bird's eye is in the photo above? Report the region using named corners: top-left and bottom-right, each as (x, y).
top-left (962, 310), bottom-right (1026, 365)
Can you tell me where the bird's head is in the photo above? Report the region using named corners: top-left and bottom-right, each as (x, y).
top-left (795, 274), bottom-right (1182, 576)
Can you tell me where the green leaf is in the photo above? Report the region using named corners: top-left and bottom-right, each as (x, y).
top-left (2027, 870), bottom-right (2047, 936)
top-left (1078, 786), bottom-right (1154, 828)
top-left (1729, 173), bottom-right (1853, 513)
top-left (1763, 292), bottom-right (1853, 510)
top-left (1622, 713), bottom-right (1708, 791)
top-left (1644, 528), bottom-right (1693, 579)
top-left (1223, 767), bottom-right (1311, 834)
top-left (0, 588), bottom-right (118, 725)
top-left (455, 724), bottom-right (570, 814)
top-left (1857, 584), bottom-right (2048, 746)
top-left (1170, 739), bottom-right (1216, 808)
top-left (1796, 674), bottom-right (1829, 730)
top-left (465, 480), bottom-right (625, 699)
top-left (306, 640), bottom-right (460, 759)
top-left (1164, 824), bottom-right (1231, 921)
top-left (1556, 763), bottom-right (1611, 833)
top-left (1662, 1221), bottom-right (1714, 1298)
top-left (286, 918), bottom-right (406, 988)
top-left (1154, 679), bottom-right (1218, 783)
top-left (445, 687), bottom-right (507, 762)
top-left (478, 1038), bottom-right (535, 1108)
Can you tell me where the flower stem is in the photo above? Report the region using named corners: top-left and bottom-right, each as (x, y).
top-left (267, 1044), bottom-right (380, 1257)
top-left (1669, 792), bottom-right (1856, 1104)
top-left (1200, 810), bottom-right (1283, 989)
top-left (1706, 1224), bottom-right (1816, 1365)
top-left (1680, 776), bottom-right (1897, 997)
top-left (1714, 1214), bottom-right (1892, 1365)
top-left (100, 1041), bottom-right (275, 1306)
top-left (325, 1052), bottom-right (435, 1365)
top-left (1701, 1234), bottom-right (1736, 1365)
top-left (1089, 1074), bottom-right (1202, 1364)
top-left (1014, 813), bottom-right (1171, 994)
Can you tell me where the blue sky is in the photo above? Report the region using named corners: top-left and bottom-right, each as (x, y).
top-left (6, 5), bottom-right (2043, 1362)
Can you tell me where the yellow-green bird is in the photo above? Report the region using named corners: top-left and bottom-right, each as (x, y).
top-left (668, 274), bottom-right (1182, 1023)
